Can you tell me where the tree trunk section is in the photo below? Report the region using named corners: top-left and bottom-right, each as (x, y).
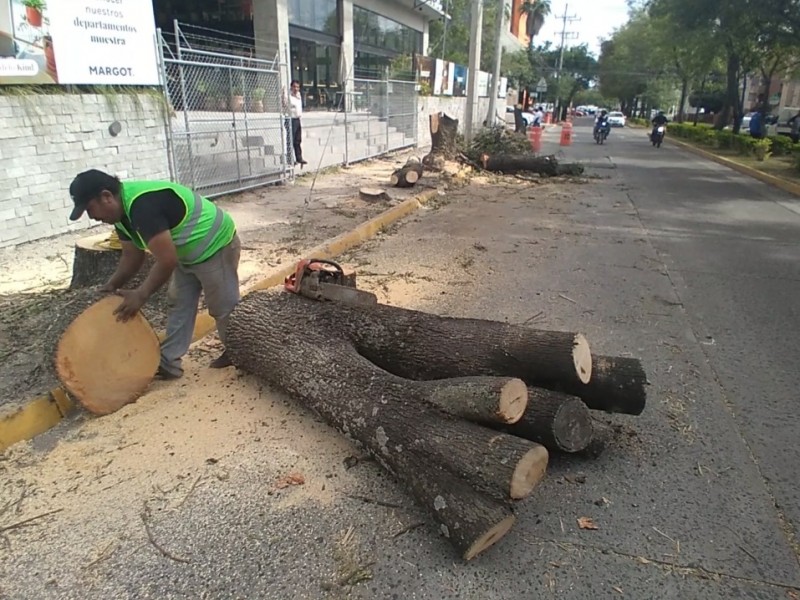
top-left (480, 154), bottom-right (585, 177)
top-left (423, 112), bottom-right (459, 166)
top-left (55, 295), bottom-right (160, 415)
top-left (419, 376), bottom-right (528, 424)
top-left (359, 188), bottom-right (390, 202)
top-left (502, 388), bottom-right (593, 453)
top-left (390, 162), bottom-right (423, 187)
top-left (0, 288), bottom-right (159, 411)
top-left (70, 232), bottom-right (157, 290)
top-left (555, 355), bottom-right (647, 415)
top-left (226, 291), bottom-right (552, 559)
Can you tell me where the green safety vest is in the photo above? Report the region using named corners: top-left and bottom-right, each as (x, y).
top-left (114, 181), bottom-right (235, 265)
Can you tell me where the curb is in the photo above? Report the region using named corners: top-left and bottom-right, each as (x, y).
top-left (0, 187), bottom-right (440, 452)
top-left (668, 137), bottom-right (800, 199)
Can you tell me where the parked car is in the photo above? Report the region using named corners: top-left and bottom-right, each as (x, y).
top-left (607, 111), bottom-right (627, 127)
top-left (505, 105), bottom-right (536, 127)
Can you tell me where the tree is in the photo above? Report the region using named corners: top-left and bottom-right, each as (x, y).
top-left (519, 0), bottom-right (552, 51)
top-left (428, 0), bottom-right (507, 71)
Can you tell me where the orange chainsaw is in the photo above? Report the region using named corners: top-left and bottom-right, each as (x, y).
top-left (284, 258), bottom-right (378, 306)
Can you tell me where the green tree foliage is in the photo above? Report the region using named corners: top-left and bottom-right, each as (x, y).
top-left (428, 0), bottom-right (506, 71)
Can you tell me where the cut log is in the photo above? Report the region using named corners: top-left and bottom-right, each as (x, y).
top-left (420, 376), bottom-right (528, 424)
top-left (390, 162), bottom-right (423, 187)
top-left (480, 154), bottom-right (585, 177)
top-left (423, 112), bottom-right (459, 166)
top-left (55, 295), bottom-right (160, 415)
top-left (226, 291), bottom-right (551, 559)
top-left (502, 388), bottom-right (594, 454)
top-left (359, 187), bottom-right (390, 202)
top-left (556, 355), bottom-right (648, 415)
top-left (0, 287), bottom-right (160, 411)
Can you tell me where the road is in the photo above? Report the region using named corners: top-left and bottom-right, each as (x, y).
top-left (2, 119), bottom-right (800, 599)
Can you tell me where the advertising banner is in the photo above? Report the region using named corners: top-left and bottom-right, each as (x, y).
top-left (0, 0), bottom-right (159, 85)
top-left (433, 58), bottom-right (454, 96)
top-left (477, 71), bottom-right (490, 97)
top-left (452, 64), bottom-right (466, 97)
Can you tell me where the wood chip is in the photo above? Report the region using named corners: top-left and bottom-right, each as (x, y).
top-left (612, 586), bottom-right (624, 595)
top-left (275, 472), bottom-right (305, 489)
top-left (577, 517), bottom-right (598, 530)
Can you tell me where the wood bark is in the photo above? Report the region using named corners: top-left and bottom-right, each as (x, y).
top-left (502, 388), bottom-right (594, 454)
top-left (226, 291), bottom-right (551, 560)
top-left (480, 154), bottom-right (585, 177)
top-left (555, 355), bottom-right (648, 416)
top-left (423, 112), bottom-right (459, 167)
top-left (390, 162), bottom-right (423, 187)
top-left (70, 232), bottom-right (157, 290)
top-left (419, 376), bottom-right (528, 425)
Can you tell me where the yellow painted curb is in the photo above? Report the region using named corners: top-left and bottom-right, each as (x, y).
top-left (0, 188), bottom-right (440, 452)
top-left (668, 137), bottom-right (800, 199)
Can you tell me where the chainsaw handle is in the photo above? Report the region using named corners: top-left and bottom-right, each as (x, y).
top-left (305, 258), bottom-right (343, 272)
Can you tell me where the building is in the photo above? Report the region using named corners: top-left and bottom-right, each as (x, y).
top-left (252, 0), bottom-right (445, 110)
top-left (507, 0), bottom-right (530, 49)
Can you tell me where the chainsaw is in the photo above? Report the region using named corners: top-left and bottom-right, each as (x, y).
top-left (284, 258), bottom-right (378, 306)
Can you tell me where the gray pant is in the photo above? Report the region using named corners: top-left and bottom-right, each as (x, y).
top-left (160, 234), bottom-right (241, 377)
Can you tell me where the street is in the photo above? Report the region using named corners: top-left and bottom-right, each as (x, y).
top-left (2, 118), bottom-right (800, 599)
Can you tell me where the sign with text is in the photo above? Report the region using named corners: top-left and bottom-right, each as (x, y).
top-left (0, 0), bottom-right (159, 85)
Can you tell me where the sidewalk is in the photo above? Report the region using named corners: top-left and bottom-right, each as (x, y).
top-left (0, 146), bottom-right (441, 423)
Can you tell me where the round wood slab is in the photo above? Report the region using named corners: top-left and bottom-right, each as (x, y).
top-left (55, 295), bottom-right (161, 415)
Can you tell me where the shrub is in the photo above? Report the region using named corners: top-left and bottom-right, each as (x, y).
top-left (464, 125), bottom-right (532, 162)
top-left (769, 135), bottom-right (795, 156)
top-left (751, 138), bottom-right (772, 161)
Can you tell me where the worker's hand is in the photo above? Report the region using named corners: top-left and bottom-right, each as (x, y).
top-left (97, 282), bottom-right (116, 295)
top-left (113, 289), bottom-right (147, 322)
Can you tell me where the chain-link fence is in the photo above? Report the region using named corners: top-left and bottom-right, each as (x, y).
top-left (158, 26), bottom-right (290, 198)
top-left (157, 22), bottom-right (419, 194)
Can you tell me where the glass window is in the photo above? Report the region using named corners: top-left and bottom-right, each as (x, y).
top-left (353, 7), bottom-right (422, 55)
top-left (287, 0), bottom-right (337, 34)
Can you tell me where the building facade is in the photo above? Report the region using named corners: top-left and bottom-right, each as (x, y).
top-left (254, 0), bottom-right (444, 110)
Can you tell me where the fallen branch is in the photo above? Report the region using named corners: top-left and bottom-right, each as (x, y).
top-left (0, 508), bottom-right (64, 533)
top-left (141, 507), bottom-right (190, 563)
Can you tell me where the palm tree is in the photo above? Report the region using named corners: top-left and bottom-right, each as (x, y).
top-left (519, 0), bottom-right (552, 50)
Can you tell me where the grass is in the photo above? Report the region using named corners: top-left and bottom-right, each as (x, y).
top-left (677, 139), bottom-right (800, 184)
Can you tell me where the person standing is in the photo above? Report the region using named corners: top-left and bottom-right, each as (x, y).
top-left (287, 79), bottom-right (307, 167)
top-left (67, 169), bottom-right (241, 379)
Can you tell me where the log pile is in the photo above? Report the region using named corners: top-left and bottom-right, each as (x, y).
top-left (480, 153), bottom-right (585, 177)
top-left (390, 157), bottom-right (424, 188)
top-left (226, 289), bottom-right (648, 561)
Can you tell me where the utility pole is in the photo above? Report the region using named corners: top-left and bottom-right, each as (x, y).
top-left (554, 3), bottom-right (579, 121)
top-left (464, 0), bottom-right (483, 143)
top-left (486, 0), bottom-right (506, 127)
top-left (441, 0), bottom-right (449, 61)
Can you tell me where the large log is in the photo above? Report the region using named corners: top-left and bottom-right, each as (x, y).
top-left (502, 388), bottom-right (594, 454)
top-left (226, 291), bottom-right (550, 560)
top-left (480, 154), bottom-right (585, 177)
top-left (556, 355), bottom-right (648, 415)
top-left (70, 231), bottom-right (157, 290)
top-left (390, 161), bottom-right (423, 188)
top-left (419, 376), bottom-right (528, 425)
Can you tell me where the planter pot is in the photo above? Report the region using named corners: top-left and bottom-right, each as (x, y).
top-left (26, 6), bottom-right (42, 27)
top-left (43, 36), bottom-right (57, 79)
top-left (204, 98), bottom-right (216, 111)
top-left (249, 99), bottom-right (264, 113)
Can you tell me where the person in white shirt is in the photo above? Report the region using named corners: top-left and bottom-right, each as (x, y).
top-left (286, 80), bottom-right (307, 166)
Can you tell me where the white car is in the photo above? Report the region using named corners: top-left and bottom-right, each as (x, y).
top-left (505, 105), bottom-right (536, 127)
top-left (607, 111), bottom-right (626, 127)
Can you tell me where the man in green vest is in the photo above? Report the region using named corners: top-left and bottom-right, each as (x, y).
top-left (68, 169), bottom-right (240, 379)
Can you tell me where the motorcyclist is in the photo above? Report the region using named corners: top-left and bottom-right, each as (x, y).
top-left (594, 110), bottom-right (610, 138)
top-left (651, 111), bottom-right (669, 138)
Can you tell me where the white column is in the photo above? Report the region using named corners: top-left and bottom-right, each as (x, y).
top-left (422, 20), bottom-right (430, 55)
top-left (253, 0), bottom-right (291, 85)
top-left (339, 0), bottom-right (354, 110)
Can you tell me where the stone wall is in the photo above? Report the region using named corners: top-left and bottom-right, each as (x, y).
top-left (0, 93), bottom-right (169, 248)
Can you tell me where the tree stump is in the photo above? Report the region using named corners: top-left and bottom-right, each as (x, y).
top-left (55, 295), bottom-right (160, 415)
top-left (226, 291), bottom-right (552, 560)
top-left (359, 188), bottom-right (390, 202)
top-left (423, 112), bottom-right (459, 168)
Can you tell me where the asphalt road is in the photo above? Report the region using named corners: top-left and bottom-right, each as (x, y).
top-left (4, 120), bottom-right (800, 599)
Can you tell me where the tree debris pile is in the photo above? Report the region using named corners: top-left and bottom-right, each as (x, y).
top-left (226, 290), bottom-right (648, 561)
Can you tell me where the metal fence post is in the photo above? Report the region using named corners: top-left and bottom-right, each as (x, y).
top-left (344, 80), bottom-right (350, 165)
top-left (155, 29), bottom-right (176, 182)
top-left (174, 20), bottom-right (197, 189)
top-left (385, 78), bottom-right (390, 153)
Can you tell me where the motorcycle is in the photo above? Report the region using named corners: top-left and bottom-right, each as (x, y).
top-left (594, 120), bottom-right (611, 144)
top-left (651, 124), bottom-right (666, 147)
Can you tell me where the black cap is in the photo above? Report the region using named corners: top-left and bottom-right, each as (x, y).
top-left (68, 169), bottom-right (120, 221)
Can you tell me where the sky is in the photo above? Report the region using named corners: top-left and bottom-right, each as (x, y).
top-left (534, 0), bottom-right (631, 57)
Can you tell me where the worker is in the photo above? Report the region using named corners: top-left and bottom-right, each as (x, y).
top-left (67, 169), bottom-right (241, 379)
top-left (285, 79), bottom-right (308, 167)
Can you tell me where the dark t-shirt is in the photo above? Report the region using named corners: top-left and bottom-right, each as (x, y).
top-left (116, 189), bottom-right (187, 244)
